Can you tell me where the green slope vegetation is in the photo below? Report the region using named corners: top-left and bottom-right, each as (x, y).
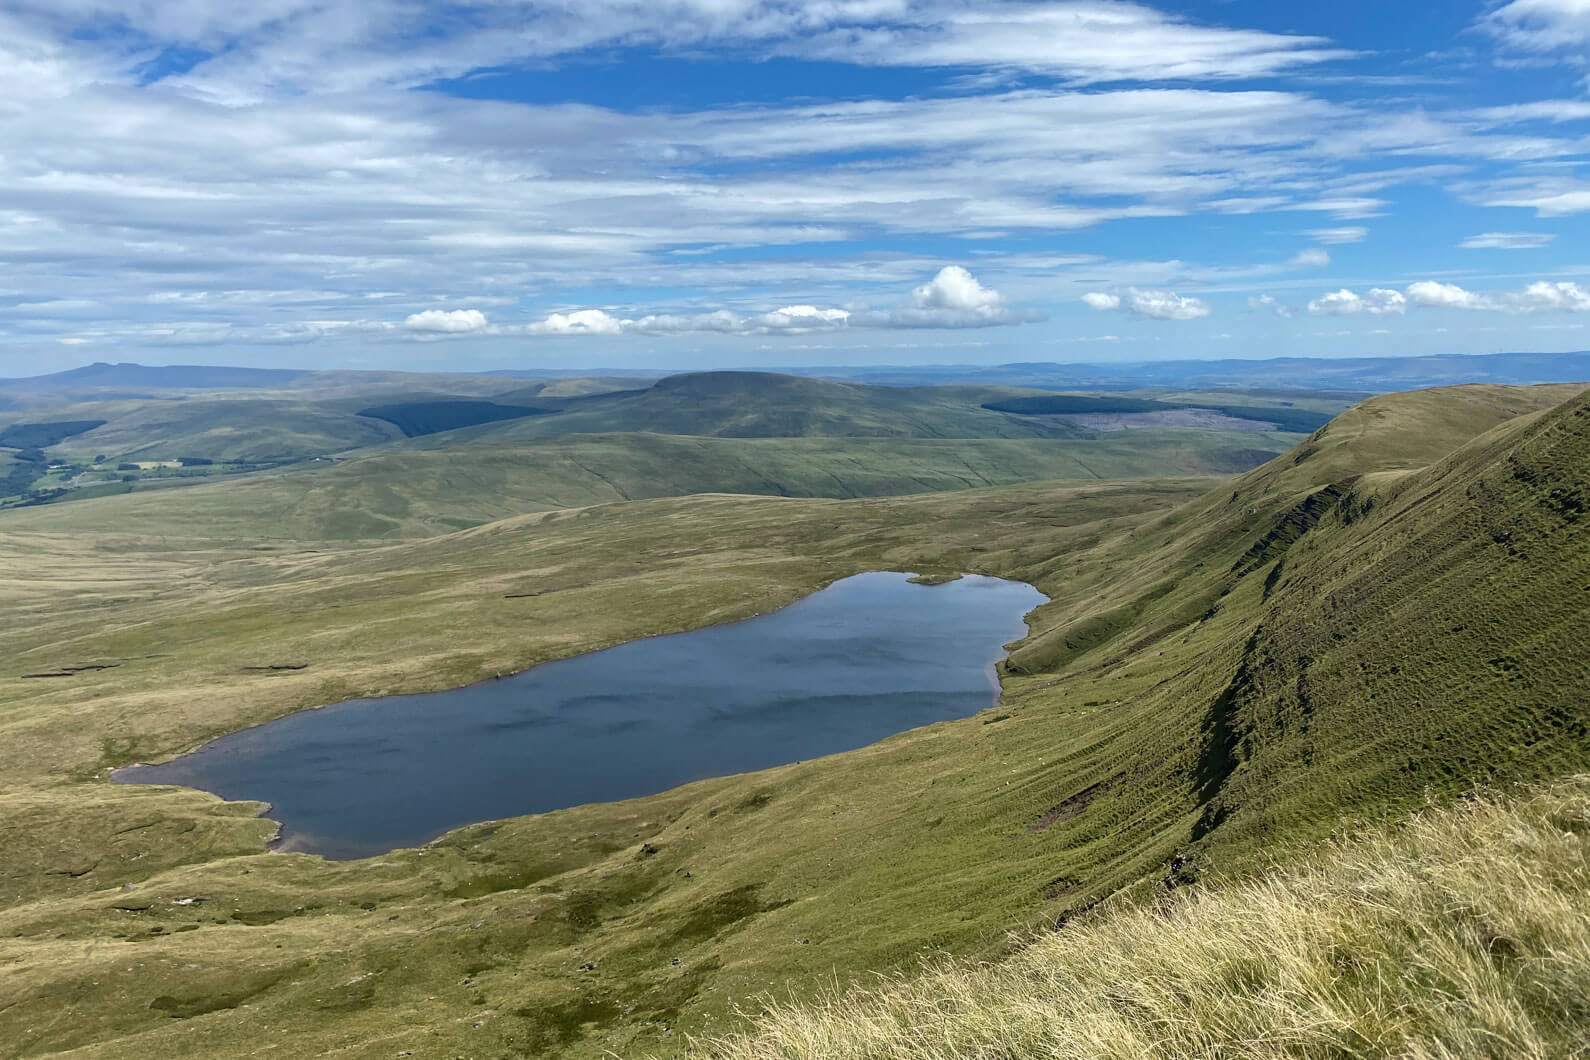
top-left (704, 778), bottom-right (1590, 1059)
top-left (0, 383), bottom-right (1584, 1057)
top-left (356, 400), bottom-right (555, 437)
top-left (421, 371), bottom-right (1096, 441)
top-left (981, 393), bottom-right (1333, 432)
top-left (36, 396), bottom-right (407, 463)
top-left (0, 431), bottom-right (1297, 540)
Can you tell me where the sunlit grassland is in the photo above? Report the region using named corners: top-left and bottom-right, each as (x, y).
top-left (0, 431), bottom-right (1299, 539)
top-left (0, 382), bottom-right (1584, 1057)
top-left (701, 777), bottom-right (1590, 1060)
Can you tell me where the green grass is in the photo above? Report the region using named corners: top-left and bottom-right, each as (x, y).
top-left (412, 372), bottom-right (1097, 442)
top-left (0, 431), bottom-right (1302, 540)
top-left (700, 777), bottom-right (1590, 1059)
top-left (0, 382), bottom-right (1584, 1057)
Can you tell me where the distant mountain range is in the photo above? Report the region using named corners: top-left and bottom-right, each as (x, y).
top-left (0, 361), bottom-right (311, 393)
top-left (6, 350), bottom-right (1588, 398)
top-left (795, 350), bottom-right (1590, 391)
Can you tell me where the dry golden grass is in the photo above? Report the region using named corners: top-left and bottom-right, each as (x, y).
top-left (699, 778), bottom-right (1590, 1059)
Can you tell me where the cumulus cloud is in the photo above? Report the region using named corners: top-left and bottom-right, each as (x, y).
top-left (1307, 288), bottom-right (1407, 316)
top-left (403, 308), bottom-right (488, 332)
top-left (1125, 288), bottom-right (1211, 320)
top-left (1288, 248), bottom-right (1331, 267)
top-left (1406, 279), bottom-right (1590, 313)
top-left (1308, 226), bottom-right (1368, 244)
top-left (1085, 287), bottom-right (1210, 320)
top-left (519, 267), bottom-right (1033, 337)
top-left (1459, 231), bottom-right (1556, 249)
top-left (527, 309), bottom-right (626, 335)
top-left (1307, 279), bottom-right (1590, 317)
top-left (1404, 281), bottom-right (1481, 310)
top-left (854, 266), bottom-right (1041, 328)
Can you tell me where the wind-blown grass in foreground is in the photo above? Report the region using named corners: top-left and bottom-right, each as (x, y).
top-left (699, 778), bottom-right (1590, 1059)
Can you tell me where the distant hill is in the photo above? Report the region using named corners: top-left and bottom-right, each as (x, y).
top-left (10, 350), bottom-right (1586, 402)
top-left (356, 400), bottom-right (555, 437)
top-left (0, 362), bottom-right (310, 393)
top-left (417, 371), bottom-right (1097, 441)
top-left (806, 350), bottom-right (1590, 391)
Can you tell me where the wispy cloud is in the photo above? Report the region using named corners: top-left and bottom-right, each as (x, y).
top-left (1480, 0), bottom-right (1590, 58)
top-left (1307, 226), bottom-right (1368, 245)
top-left (1459, 231), bottom-right (1556, 249)
top-left (2, 1), bottom-right (1353, 103)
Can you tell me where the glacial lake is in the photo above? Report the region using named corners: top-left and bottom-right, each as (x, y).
top-left (115, 572), bottom-right (1046, 860)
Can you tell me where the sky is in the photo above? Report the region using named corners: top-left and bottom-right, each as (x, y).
top-left (3, 0), bottom-right (1590, 375)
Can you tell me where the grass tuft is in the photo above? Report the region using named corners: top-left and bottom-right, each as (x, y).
top-left (698, 778), bottom-right (1590, 1059)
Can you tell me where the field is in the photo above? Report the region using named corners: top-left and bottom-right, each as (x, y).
top-left (0, 378), bottom-right (1586, 1056)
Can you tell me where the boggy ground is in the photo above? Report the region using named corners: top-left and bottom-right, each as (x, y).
top-left (0, 382), bottom-right (1586, 1057)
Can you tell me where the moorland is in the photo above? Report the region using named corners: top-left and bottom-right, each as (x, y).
top-left (0, 360), bottom-right (1587, 1057)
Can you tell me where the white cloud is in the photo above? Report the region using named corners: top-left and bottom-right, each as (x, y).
top-left (1405, 279), bottom-right (1590, 313)
top-left (1459, 231), bottom-right (1557, 249)
top-left (1288, 248), bottom-right (1330, 267)
top-left (1303, 279), bottom-right (1590, 318)
top-left (854, 266), bottom-right (1041, 328)
top-left (789, 2), bottom-right (1352, 85)
top-left (1307, 288), bottom-right (1406, 316)
top-left (5, 2), bottom-right (1590, 366)
top-left (1126, 288), bottom-right (1210, 320)
top-left (403, 308), bottom-right (488, 332)
top-left (521, 267), bottom-right (1033, 337)
top-left (7, 1), bottom-right (1352, 104)
top-left (527, 309), bottom-right (626, 335)
top-left (755, 305), bottom-right (851, 330)
top-left (909, 266), bottom-right (1002, 311)
top-left (1248, 294), bottom-right (1291, 317)
top-left (1481, 0), bottom-right (1590, 56)
top-left (1404, 281), bottom-right (1481, 310)
top-left (1083, 287), bottom-right (1210, 319)
top-left (1307, 226), bottom-right (1368, 245)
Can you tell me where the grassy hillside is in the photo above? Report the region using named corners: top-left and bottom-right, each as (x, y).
top-left (422, 372), bottom-right (1096, 441)
top-left (0, 383), bottom-right (1583, 1057)
top-left (703, 777), bottom-right (1590, 1059)
top-left (19, 396), bottom-right (407, 464)
top-left (0, 431), bottom-right (1296, 540)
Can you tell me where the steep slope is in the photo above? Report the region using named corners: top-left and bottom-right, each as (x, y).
top-left (704, 779), bottom-right (1590, 1059)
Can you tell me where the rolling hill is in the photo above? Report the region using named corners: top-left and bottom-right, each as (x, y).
top-left (0, 382), bottom-right (1584, 1057)
top-left (0, 431), bottom-right (1295, 540)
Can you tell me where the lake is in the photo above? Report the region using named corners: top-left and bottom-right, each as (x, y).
top-left (115, 571), bottom-right (1046, 859)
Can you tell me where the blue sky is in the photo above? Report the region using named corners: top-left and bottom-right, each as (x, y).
top-left (2, 0), bottom-right (1589, 374)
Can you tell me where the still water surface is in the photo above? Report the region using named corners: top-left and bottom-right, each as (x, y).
top-left (116, 572), bottom-right (1045, 859)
